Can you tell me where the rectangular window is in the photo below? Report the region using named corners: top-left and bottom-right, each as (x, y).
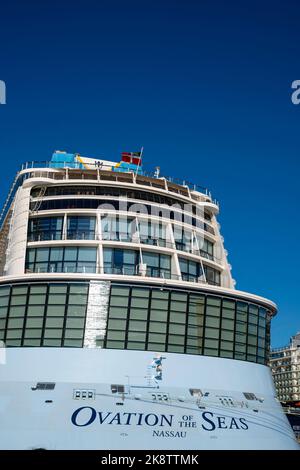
top-left (25, 247), bottom-right (97, 273)
top-left (67, 216), bottom-right (96, 240)
top-left (103, 248), bottom-right (139, 275)
top-left (179, 257), bottom-right (202, 282)
top-left (143, 251), bottom-right (171, 279)
top-left (102, 216), bottom-right (134, 242)
top-left (204, 267), bottom-right (221, 286)
top-left (28, 216), bottom-right (63, 241)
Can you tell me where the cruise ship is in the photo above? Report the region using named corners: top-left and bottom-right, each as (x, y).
top-left (0, 150), bottom-right (298, 450)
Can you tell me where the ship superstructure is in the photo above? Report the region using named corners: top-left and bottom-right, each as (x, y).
top-left (0, 150), bottom-right (298, 449)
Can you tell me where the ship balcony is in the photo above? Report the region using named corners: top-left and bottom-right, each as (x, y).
top-left (19, 161), bottom-right (219, 207)
top-left (24, 263), bottom-right (221, 286)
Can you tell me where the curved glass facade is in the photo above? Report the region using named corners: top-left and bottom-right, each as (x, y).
top-left (0, 281), bottom-right (270, 364)
top-left (31, 185), bottom-right (213, 221)
top-left (28, 199), bottom-right (215, 234)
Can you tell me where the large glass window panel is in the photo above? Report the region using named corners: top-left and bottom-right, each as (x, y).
top-left (179, 257), bottom-right (202, 282)
top-left (204, 266), bottom-right (221, 286)
top-left (0, 297), bottom-right (9, 307)
top-left (149, 322), bottom-right (167, 333)
top-left (139, 221), bottom-right (166, 247)
top-left (78, 247), bottom-right (97, 262)
top-left (36, 248), bottom-right (49, 262)
top-left (127, 332), bottom-right (146, 342)
top-left (205, 328), bottom-right (219, 339)
top-left (28, 217), bottom-right (63, 241)
top-left (0, 307), bottom-right (8, 318)
top-left (221, 330), bottom-right (234, 341)
top-left (0, 287), bottom-right (10, 296)
top-left (235, 332), bottom-right (247, 344)
top-left (105, 340), bottom-right (125, 349)
top-left (104, 248), bottom-right (138, 275)
top-left (206, 316), bottom-right (220, 328)
top-left (235, 343), bottom-right (246, 352)
top-left (168, 345), bottom-right (184, 353)
top-left (26, 318), bottom-right (44, 328)
top-left (23, 339), bottom-right (41, 346)
top-left (7, 318), bottom-right (24, 329)
top-left (109, 307), bottom-right (128, 318)
top-left (128, 320), bottom-right (147, 332)
top-left (222, 308), bottom-right (235, 320)
top-left (6, 339), bottom-right (22, 346)
top-left (200, 238), bottom-right (214, 260)
top-left (148, 333), bottom-right (166, 343)
top-left (27, 306), bottom-right (45, 316)
top-left (102, 216), bottom-right (134, 242)
top-left (107, 331), bottom-right (126, 340)
top-left (169, 312), bottom-right (186, 324)
top-left (168, 334), bottom-right (184, 345)
top-left (151, 299), bottom-right (168, 310)
top-left (129, 308), bottom-right (148, 320)
top-left (48, 294), bottom-right (66, 304)
top-left (10, 296), bottom-right (27, 306)
top-left (204, 339), bottom-right (219, 349)
top-left (68, 294), bottom-right (88, 305)
top-left (64, 339), bottom-right (82, 348)
top-left (248, 336), bottom-right (257, 346)
top-left (110, 296), bottom-right (129, 307)
top-left (44, 329), bottom-right (63, 339)
top-left (64, 247), bottom-right (78, 261)
top-left (66, 318), bottom-right (85, 329)
top-left (24, 329), bottom-right (42, 339)
top-left (132, 288), bottom-right (150, 298)
top-left (30, 285), bottom-right (47, 294)
top-left (28, 294), bottom-right (46, 305)
top-left (50, 248), bottom-right (64, 262)
top-left (222, 319), bottom-right (234, 330)
top-left (127, 342), bottom-right (145, 350)
top-left (235, 321), bottom-right (247, 333)
top-left (186, 337), bottom-right (202, 348)
top-left (131, 298), bottom-right (149, 308)
top-left (168, 323), bottom-right (185, 335)
top-left (8, 304), bottom-right (24, 315)
top-left (248, 324), bottom-right (257, 335)
top-left (45, 318), bottom-right (64, 328)
top-left (108, 319), bottom-right (127, 330)
top-left (187, 325), bottom-right (203, 337)
top-left (150, 310), bottom-right (168, 322)
top-left (111, 287), bottom-right (130, 297)
top-left (206, 306), bottom-right (220, 317)
top-left (49, 285), bottom-right (68, 294)
top-left (223, 299), bottom-right (235, 310)
top-left (143, 252), bottom-right (159, 267)
top-left (143, 251), bottom-right (171, 278)
top-left (64, 329), bottom-right (84, 339)
top-left (67, 216), bottom-right (96, 240)
top-left (169, 301), bottom-right (186, 312)
top-left (43, 339), bottom-right (62, 346)
top-left (12, 286), bottom-right (27, 295)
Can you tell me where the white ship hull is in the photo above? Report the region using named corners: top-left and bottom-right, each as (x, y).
top-left (0, 348), bottom-right (298, 450)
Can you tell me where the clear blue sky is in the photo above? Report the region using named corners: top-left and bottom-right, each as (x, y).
top-left (0, 0), bottom-right (299, 347)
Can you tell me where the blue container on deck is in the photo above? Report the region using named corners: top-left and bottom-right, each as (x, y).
top-left (113, 161), bottom-right (143, 175)
top-left (50, 152), bottom-right (84, 169)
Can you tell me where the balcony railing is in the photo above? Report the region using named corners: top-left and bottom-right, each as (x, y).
top-left (24, 264), bottom-right (221, 285)
top-left (19, 160), bottom-right (219, 205)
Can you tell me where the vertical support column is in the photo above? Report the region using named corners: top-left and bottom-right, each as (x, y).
top-left (62, 213), bottom-right (67, 240)
top-left (97, 212), bottom-right (103, 273)
top-left (167, 222), bottom-right (180, 280)
top-left (83, 281), bottom-right (110, 348)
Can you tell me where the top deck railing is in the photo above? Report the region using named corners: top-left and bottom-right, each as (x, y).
top-left (0, 160), bottom-right (218, 231)
top-left (20, 161), bottom-right (217, 201)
